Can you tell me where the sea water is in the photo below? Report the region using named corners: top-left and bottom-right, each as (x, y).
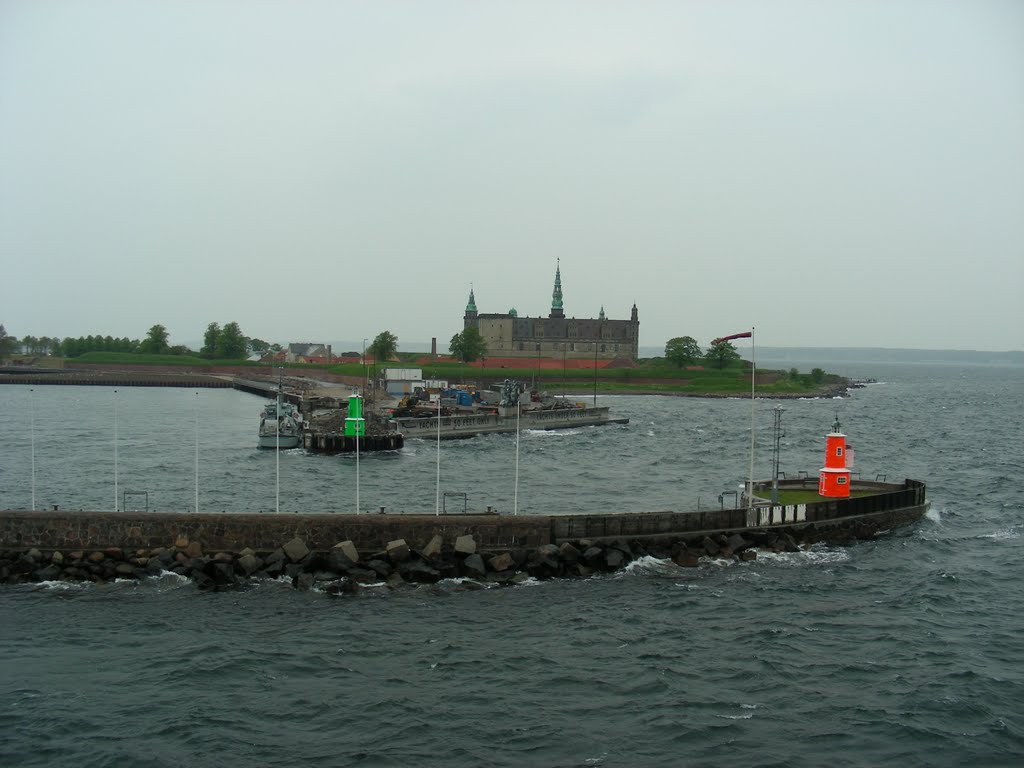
top-left (1, 361), bottom-right (1022, 767)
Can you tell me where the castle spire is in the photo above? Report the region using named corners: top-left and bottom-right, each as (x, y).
top-left (549, 259), bottom-right (565, 319)
top-left (466, 285), bottom-right (477, 313)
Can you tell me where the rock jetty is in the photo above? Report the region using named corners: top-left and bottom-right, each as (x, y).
top-left (0, 530), bottom-right (808, 591)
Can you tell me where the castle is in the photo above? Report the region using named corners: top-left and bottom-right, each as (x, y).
top-left (463, 263), bottom-right (639, 361)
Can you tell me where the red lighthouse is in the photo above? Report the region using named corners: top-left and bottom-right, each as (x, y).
top-left (819, 417), bottom-right (852, 498)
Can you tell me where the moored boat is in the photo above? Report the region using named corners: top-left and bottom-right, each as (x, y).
top-left (258, 399), bottom-right (303, 449)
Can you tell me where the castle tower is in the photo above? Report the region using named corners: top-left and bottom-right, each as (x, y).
top-left (464, 286), bottom-right (479, 330)
top-left (549, 260), bottom-right (565, 319)
top-left (818, 416), bottom-right (852, 497)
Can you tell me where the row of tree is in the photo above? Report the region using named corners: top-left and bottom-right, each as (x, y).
top-left (362, 328), bottom-right (488, 366)
top-left (1, 323), bottom-right (736, 370)
top-left (201, 322), bottom-right (250, 359)
top-left (664, 336), bottom-right (742, 369)
top-left (0, 322), bottom-right (273, 360)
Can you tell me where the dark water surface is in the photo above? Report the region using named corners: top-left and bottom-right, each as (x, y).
top-left (2, 362), bottom-right (1023, 767)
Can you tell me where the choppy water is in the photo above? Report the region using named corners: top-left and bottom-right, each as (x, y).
top-left (2, 361), bottom-right (1023, 766)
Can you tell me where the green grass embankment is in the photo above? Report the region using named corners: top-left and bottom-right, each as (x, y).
top-left (46, 353), bottom-right (846, 397)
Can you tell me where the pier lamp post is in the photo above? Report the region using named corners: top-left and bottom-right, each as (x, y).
top-left (362, 338), bottom-right (367, 394)
top-left (771, 406), bottom-right (785, 504)
top-left (30, 388), bottom-right (35, 511)
top-left (562, 344), bottom-right (566, 397)
top-left (113, 389), bottom-right (119, 512)
top-left (275, 367), bottom-right (282, 514)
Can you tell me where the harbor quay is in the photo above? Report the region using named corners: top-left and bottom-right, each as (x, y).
top-left (0, 480), bottom-right (928, 590)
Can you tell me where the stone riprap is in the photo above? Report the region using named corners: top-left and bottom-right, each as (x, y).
top-left (0, 530), bottom-right (806, 591)
top-left (0, 481), bottom-right (928, 589)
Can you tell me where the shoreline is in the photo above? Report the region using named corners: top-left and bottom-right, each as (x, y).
top-left (0, 364), bottom-right (853, 400)
top-left (0, 479), bottom-right (929, 590)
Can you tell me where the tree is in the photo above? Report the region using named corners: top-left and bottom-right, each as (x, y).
top-left (217, 321), bottom-right (248, 359)
top-left (0, 325), bottom-right (16, 361)
top-left (449, 327), bottom-right (487, 364)
top-left (368, 331), bottom-right (398, 363)
top-left (249, 338), bottom-right (270, 356)
top-left (705, 339), bottom-right (741, 369)
top-left (20, 334), bottom-right (38, 355)
top-left (664, 336), bottom-right (702, 368)
top-left (139, 324), bottom-right (170, 355)
top-left (202, 322), bottom-right (221, 355)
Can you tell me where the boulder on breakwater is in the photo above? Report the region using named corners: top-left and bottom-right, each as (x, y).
top-left (0, 529), bottom-right (811, 591)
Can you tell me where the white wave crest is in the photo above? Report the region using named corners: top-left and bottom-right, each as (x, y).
top-left (33, 580), bottom-right (89, 592)
top-left (523, 428), bottom-right (583, 437)
top-left (979, 527), bottom-right (1019, 540)
top-left (755, 545), bottom-right (851, 566)
top-left (621, 555), bottom-right (672, 574)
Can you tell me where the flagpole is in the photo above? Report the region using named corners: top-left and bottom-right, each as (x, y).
top-left (749, 326), bottom-right (755, 509)
top-left (514, 400), bottom-right (521, 515)
top-left (712, 329), bottom-right (756, 509)
top-left (30, 388), bottom-right (36, 511)
top-left (194, 391), bottom-right (199, 514)
top-left (355, 417), bottom-right (360, 515)
top-left (114, 389), bottom-right (119, 513)
top-left (435, 396), bottom-right (441, 515)
top-left (276, 369), bottom-right (281, 515)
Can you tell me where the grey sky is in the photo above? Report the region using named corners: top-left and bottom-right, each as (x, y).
top-left (2, 0), bottom-right (1022, 353)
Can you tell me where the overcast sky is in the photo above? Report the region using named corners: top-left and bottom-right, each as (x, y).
top-left (2, 0), bottom-right (1021, 353)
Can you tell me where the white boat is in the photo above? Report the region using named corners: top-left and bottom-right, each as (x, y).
top-left (258, 397), bottom-right (303, 449)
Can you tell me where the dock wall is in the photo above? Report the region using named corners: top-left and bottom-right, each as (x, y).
top-left (0, 480), bottom-right (927, 555)
top-left (0, 510), bottom-right (552, 554)
top-left (393, 406), bottom-right (627, 439)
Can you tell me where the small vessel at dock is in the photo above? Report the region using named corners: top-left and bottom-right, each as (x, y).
top-left (258, 379), bottom-right (304, 449)
top-left (387, 381), bottom-right (628, 440)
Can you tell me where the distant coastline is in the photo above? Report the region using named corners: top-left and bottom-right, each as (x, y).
top-left (748, 347), bottom-right (1024, 366)
top-left (312, 341), bottom-right (1023, 366)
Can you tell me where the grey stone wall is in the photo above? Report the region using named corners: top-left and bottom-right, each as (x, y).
top-left (0, 511), bottom-right (552, 554)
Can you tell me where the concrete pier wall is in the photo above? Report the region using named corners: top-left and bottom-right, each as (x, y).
top-left (0, 510), bottom-right (552, 554)
top-left (0, 479), bottom-right (927, 555)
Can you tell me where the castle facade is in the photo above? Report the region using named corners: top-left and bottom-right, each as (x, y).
top-left (463, 264), bottom-right (639, 361)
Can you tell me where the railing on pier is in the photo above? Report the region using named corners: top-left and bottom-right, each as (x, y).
top-left (551, 479), bottom-right (928, 542)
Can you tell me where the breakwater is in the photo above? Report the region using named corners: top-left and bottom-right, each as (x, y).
top-left (0, 480), bottom-right (928, 589)
top-left (0, 369), bottom-right (231, 388)
top-left (393, 405), bottom-right (629, 439)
